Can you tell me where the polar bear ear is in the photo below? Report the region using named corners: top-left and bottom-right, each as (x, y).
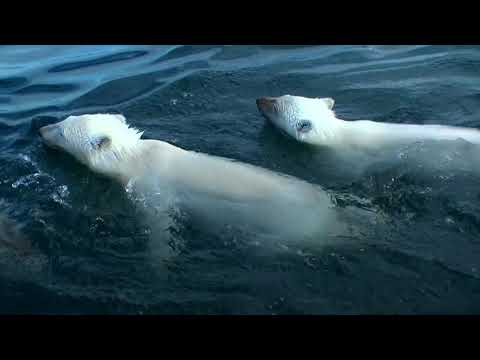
top-left (320, 98), bottom-right (335, 110)
top-left (114, 114), bottom-right (126, 124)
top-left (91, 136), bottom-right (112, 150)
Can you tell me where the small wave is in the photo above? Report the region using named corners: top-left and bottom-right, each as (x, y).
top-left (15, 83), bottom-right (78, 95)
top-left (151, 46), bottom-right (219, 64)
top-left (51, 185), bottom-right (71, 208)
top-left (48, 50), bottom-right (149, 73)
top-left (0, 76), bottom-right (28, 92)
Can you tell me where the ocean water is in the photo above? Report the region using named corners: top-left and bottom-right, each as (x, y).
top-left (1, 45), bottom-right (480, 314)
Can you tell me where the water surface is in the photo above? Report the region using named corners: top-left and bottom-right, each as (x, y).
top-left (1, 45), bottom-right (480, 314)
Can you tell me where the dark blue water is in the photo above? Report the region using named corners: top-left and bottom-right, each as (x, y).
top-left (2, 45), bottom-right (480, 314)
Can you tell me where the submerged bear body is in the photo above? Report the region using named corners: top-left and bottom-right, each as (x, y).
top-left (39, 114), bottom-right (338, 240)
top-left (257, 95), bottom-right (480, 150)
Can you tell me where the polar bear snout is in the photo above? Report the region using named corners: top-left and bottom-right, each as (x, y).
top-left (256, 97), bottom-right (277, 114)
top-left (39, 123), bottom-right (55, 139)
top-left (39, 124), bottom-right (64, 149)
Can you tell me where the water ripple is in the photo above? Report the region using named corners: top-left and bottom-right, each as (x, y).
top-left (48, 50), bottom-right (149, 73)
top-left (2, 45), bottom-right (480, 314)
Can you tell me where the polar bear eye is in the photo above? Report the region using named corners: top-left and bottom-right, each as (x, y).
top-left (90, 136), bottom-right (112, 150)
top-left (296, 120), bottom-right (312, 133)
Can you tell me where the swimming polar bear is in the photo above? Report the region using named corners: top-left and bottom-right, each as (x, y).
top-left (257, 95), bottom-right (480, 150)
top-left (38, 114), bottom-right (345, 243)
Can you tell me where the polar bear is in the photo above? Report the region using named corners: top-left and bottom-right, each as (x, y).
top-left (39, 114), bottom-right (341, 242)
top-left (257, 95), bottom-right (480, 150)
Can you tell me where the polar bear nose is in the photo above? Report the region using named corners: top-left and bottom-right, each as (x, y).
top-left (39, 124), bottom-right (63, 148)
top-left (256, 97), bottom-right (277, 113)
top-left (39, 124), bottom-right (55, 138)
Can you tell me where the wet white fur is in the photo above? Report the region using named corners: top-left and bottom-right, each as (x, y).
top-left (260, 95), bottom-right (480, 150)
top-left (39, 114), bottom-right (339, 240)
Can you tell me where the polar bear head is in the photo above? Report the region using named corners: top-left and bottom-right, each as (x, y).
top-left (39, 114), bottom-right (144, 176)
top-left (256, 95), bottom-right (338, 145)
